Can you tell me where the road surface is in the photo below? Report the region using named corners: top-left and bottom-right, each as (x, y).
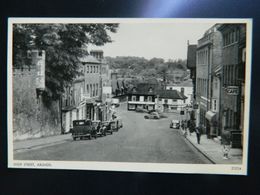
top-left (14, 102), bottom-right (211, 164)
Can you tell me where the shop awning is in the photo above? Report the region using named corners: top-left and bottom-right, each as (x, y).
top-left (205, 110), bottom-right (216, 121)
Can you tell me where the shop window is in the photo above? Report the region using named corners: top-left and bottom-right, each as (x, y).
top-left (129, 104), bottom-right (136, 110)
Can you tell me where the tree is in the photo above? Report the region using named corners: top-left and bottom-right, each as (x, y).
top-left (13, 23), bottom-right (119, 101)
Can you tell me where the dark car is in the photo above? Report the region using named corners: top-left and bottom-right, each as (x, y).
top-left (92, 120), bottom-right (106, 137)
top-left (101, 121), bottom-right (113, 135)
top-left (71, 120), bottom-right (97, 140)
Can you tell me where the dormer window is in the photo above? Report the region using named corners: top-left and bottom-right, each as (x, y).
top-left (132, 87), bottom-right (137, 92)
top-left (149, 87), bottom-right (153, 93)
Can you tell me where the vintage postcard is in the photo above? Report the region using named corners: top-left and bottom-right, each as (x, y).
top-left (8, 18), bottom-right (252, 175)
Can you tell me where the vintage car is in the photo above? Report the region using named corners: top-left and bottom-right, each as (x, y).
top-left (92, 120), bottom-right (106, 137)
top-left (101, 121), bottom-right (113, 135)
top-left (170, 119), bottom-right (180, 129)
top-left (117, 118), bottom-right (123, 128)
top-left (144, 112), bottom-right (160, 119)
top-left (71, 120), bottom-right (97, 140)
top-left (110, 120), bottom-right (119, 132)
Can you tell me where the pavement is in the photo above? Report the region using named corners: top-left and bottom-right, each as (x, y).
top-left (179, 128), bottom-right (243, 164)
top-left (13, 133), bottom-right (72, 153)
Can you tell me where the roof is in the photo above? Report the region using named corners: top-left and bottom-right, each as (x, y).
top-left (128, 83), bottom-right (160, 95)
top-left (167, 79), bottom-right (193, 87)
top-left (187, 44), bottom-right (197, 68)
top-left (80, 55), bottom-right (101, 64)
top-left (157, 90), bottom-right (187, 100)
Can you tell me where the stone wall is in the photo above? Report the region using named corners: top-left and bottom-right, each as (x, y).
top-left (13, 68), bottom-right (61, 140)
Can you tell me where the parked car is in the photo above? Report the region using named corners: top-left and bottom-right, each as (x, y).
top-left (136, 108), bottom-right (148, 113)
top-left (101, 121), bottom-right (113, 135)
top-left (144, 112), bottom-right (160, 119)
top-left (110, 120), bottom-right (119, 131)
top-left (117, 118), bottom-right (123, 128)
top-left (92, 120), bottom-right (106, 137)
top-left (71, 120), bottom-right (97, 140)
top-left (170, 119), bottom-right (180, 129)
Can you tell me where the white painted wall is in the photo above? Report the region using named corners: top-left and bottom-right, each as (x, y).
top-left (166, 86), bottom-right (193, 104)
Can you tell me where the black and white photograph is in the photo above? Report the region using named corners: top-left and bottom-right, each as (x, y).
top-left (8, 18), bottom-right (252, 174)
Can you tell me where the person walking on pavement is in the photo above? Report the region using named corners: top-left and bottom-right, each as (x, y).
top-left (222, 130), bottom-right (231, 159)
top-left (195, 125), bottom-right (202, 144)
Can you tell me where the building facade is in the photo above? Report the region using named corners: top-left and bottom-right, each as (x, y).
top-left (166, 80), bottom-right (193, 106)
top-left (196, 24), bottom-right (222, 135)
top-left (218, 24), bottom-right (246, 147)
top-left (155, 90), bottom-right (187, 113)
top-left (186, 43), bottom-right (197, 101)
top-left (127, 83), bottom-right (158, 111)
top-left (62, 53), bottom-right (103, 133)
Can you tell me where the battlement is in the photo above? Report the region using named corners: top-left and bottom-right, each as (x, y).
top-left (13, 66), bottom-right (37, 76)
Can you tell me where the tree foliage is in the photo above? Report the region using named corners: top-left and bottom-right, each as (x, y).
top-left (105, 56), bottom-right (187, 81)
top-left (13, 23), bottom-right (119, 100)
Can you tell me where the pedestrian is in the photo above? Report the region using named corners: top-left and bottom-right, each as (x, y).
top-left (222, 130), bottom-right (231, 159)
top-left (195, 125), bottom-right (202, 144)
top-left (181, 120), bottom-right (185, 130)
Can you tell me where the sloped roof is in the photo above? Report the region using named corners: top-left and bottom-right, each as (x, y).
top-left (157, 90), bottom-right (187, 100)
top-left (80, 55), bottom-right (101, 64)
top-left (128, 83), bottom-right (160, 95)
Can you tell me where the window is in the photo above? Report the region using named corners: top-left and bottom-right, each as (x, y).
top-left (132, 96), bottom-right (136, 101)
top-left (164, 99), bottom-right (168, 104)
top-left (128, 104), bottom-right (136, 110)
top-left (87, 66), bottom-right (89, 73)
top-left (93, 84), bottom-right (96, 96)
top-left (148, 96), bottom-right (152, 102)
top-left (181, 87), bottom-right (184, 94)
top-left (223, 28), bottom-right (239, 47)
top-left (86, 84), bottom-right (89, 94)
top-left (96, 83), bottom-right (98, 96)
top-left (213, 99), bottom-right (217, 111)
top-left (149, 87), bottom-right (153, 92)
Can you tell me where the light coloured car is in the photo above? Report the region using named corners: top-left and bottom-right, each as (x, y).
top-left (170, 119), bottom-right (180, 129)
top-left (144, 112), bottom-right (160, 119)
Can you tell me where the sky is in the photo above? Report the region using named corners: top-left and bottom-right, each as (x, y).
top-left (90, 22), bottom-right (215, 61)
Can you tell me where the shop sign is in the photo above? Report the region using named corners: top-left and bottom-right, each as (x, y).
top-left (226, 86), bottom-right (239, 95)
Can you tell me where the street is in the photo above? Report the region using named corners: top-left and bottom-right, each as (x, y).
top-left (14, 102), bottom-right (211, 164)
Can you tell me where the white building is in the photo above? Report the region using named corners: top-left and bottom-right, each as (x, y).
top-left (166, 79), bottom-right (193, 106)
top-left (155, 90), bottom-right (187, 112)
